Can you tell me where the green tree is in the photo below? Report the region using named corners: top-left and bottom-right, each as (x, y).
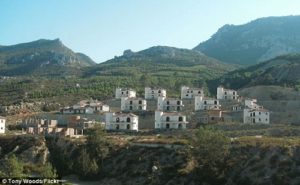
top-left (192, 127), bottom-right (231, 185)
top-left (76, 148), bottom-right (99, 177)
top-left (39, 162), bottom-right (58, 178)
top-left (86, 125), bottom-right (110, 164)
top-left (193, 127), bottom-right (230, 165)
top-left (140, 74), bottom-right (151, 86)
top-left (1, 154), bottom-right (24, 178)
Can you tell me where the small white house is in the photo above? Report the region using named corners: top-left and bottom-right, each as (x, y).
top-left (115, 88), bottom-right (136, 99)
top-left (217, 86), bottom-right (238, 100)
top-left (243, 108), bottom-right (270, 124)
top-left (181, 86), bottom-right (204, 99)
top-left (105, 112), bottom-right (139, 131)
top-left (195, 96), bottom-right (220, 111)
top-left (245, 99), bottom-right (263, 109)
top-left (121, 97), bottom-right (147, 111)
top-left (155, 111), bottom-right (188, 129)
top-left (61, 99), bottom-right (109, 114)
top-left (232, 99), bottom-right (263, 112)
top-left (71, 106), bottom-right (94, 114)
top-left (157, 97), bottom-right (184, 111)
top-left (144, 87), bottom-right (166, 99)
top-left (0, 116), bottom-right (6, 134)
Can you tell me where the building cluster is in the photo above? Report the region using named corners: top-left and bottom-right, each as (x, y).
top-left (197, 86), bottom-right (269, 124)
top-left (106, 85), bottom-right (270, 132)
top-left (106, 87), bottom-right (189, 131)
top-left (22, 116), bottom-right (95, 137)
top-left (1, 85), bottom-right (269, 136)
top-left (60, 99), bottom-right (109, 114)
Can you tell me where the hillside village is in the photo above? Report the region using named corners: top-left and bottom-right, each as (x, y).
top-left (2, 11), bottom-right (300, 184)
top-left (0, 85), bottom-right (270, 137)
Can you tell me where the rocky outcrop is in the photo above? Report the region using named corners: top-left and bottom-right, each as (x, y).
top-left (194, 16), bottom-right (300, 65)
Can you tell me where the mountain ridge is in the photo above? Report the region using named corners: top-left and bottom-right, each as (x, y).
top-left (194, 15), bottom-right (300, 65)
top-left (208, 53), bottom-right (300, 90)
top-left (85, 45), bottom-right (236, 79)
top-left (0, 39), bottom-right (96, 77)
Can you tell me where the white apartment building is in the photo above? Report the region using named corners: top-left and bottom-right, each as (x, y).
top-left (154, 111), bottom-right (188, 129)
top-left (105, 112), bottom-right (139, 131)
top-left (157, 97), bottom-right (184, 111)
top-left (217, 86), bottom-right (238, 100)
top-left (115, 88), bottom-right (136, 99)
top-left (121, 97), bottom-right (147, 111)
top-left (181, 86), bottom-right (204, 99)
top-left (195, 96), bottom-right (221, 111)
top-left (243, 109), bottom-right (270, 124)
top-left (144, 87), bottom-right (166, 99)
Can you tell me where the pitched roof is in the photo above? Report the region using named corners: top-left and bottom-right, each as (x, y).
top-left (247, 108), bottom-right (269, 112)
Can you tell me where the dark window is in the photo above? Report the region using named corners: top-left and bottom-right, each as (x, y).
top-left (127, 124), bottom-right (130, 130)
top-left (187, 90), bottom-right (189, 93)
top-left (127, 117), bottom-right (131, 122)
top-left (116, 117), bottom-right (120, 122)
top-left (129, 106), bottom-right (133, 110)
top-left (167, 101), bottom-right (170, 105)
top-left (166, 117), bottom-right (170, 122)
top-left (130, 101), bottom-right (133, 104)
top-left (116, 124), bottom-right (119, 130)
top-left (225, 92), bottom-right (227, 95)
top-left (177, 101), bottom-right (181, 105)
top-left (158, 90), bottom-right (161, 93)
top-left (126, 91), bottom-right (128, 94)
top-left (139, 100), bottom-right (142, 104)
top-left (233, 92), bottom-right (236, 95)
top-left (186, 94), bottom-right (189, 96)
top-left (191, 90), bottom-right (193, 93)
top-left (177, 106), bottom-right (180, 111)
top-left (166, 123), bottom-right (170, 129)
top-left (198, 91), bottom-right (201, 94)
top-left (178, 117), bottom-right (183, 121)
top-left (121, 92), bottom-right (124, 94)
top-left (204, 101), bottom-right (207, 105)
top-left (214, 101), bottom-right (217, 105)
top-left (166, 106), bottom-right (170, 111)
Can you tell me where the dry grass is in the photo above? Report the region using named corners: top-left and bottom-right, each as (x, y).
top-left (235, 136), bottom-right (300, 147)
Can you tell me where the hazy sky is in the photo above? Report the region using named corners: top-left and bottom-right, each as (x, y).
top-left (0, 0), bottom-right (299, 62)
